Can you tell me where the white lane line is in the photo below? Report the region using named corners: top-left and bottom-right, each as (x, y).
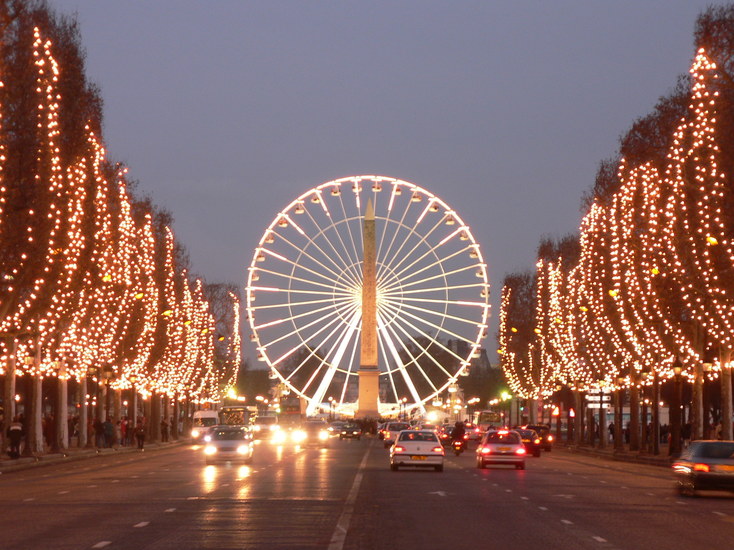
top-left (23, 498), bottom-right (35, 502)
top-left (133, 522), bottom-right (149, 528)
top-left (621, 486), bottom-right (628, 489)
top-left (593, 536), bottom-right (607, 543)
top-left (327, 440), bottom-right (372, 550)
top-left (505, 489), bottom-right (512, 493)
top-left (111, 480), bottom-right (120, 483)
top-left (165, 508), bottom-right (176, 513)
top-left (646, 492), bottom-right (655, 496)
top-left (91, 542), bottom-right (111, 549)
top-left (87, 485), bottom-right (98, 488)
top-left (676, 501), bottom-right (685, 505)
top-left (520, 497), bottom-right (529, 500)
top-left (561, 519), bottom-right (573, 525)
top-left (599, 480), bottom-right (607, 484)
top-left (187, 496), bottom-right (198, 500)
top-left (713, 511), bottom-right (726, 517)
top-left (538, 506), bottom-right (548, 511)
top-left (58, 490), bottom-right (69, 495)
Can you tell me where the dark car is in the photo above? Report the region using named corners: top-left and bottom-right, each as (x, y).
top-left (292, 420), bottom-right (330, 447)
top-left (526, 424), bottom-right (554, 451)
top-left (673, 440), bottom-right (734, 496)
top-left (340, 423), bottom-right (363, 440)
top-left (514, 428), bottom-right (542, 457)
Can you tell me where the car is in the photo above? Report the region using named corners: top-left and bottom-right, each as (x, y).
top-left (463, 422), bottom-right (482, 442)
top-left (291, 420), bottom-right (331, 447)
top-left (328, 421), bottom-right (346, 436)
top-left (339, 423), bottom-right (363, 440)
top-left (438, 425), bottom-right (455, 447)
top-left (390, 429), bottom-right (445, 472)
top-left (673, 440), bottom-right (734, 496)
top-left (383, 421), bottom-right (411, 448)
top-left (252, 415), bottom-right (280, 440)
top-left (514, 428), bottom-right (542, 457)
top-left (525, 424), bottom-right (554, 451)
top-left (476, 429), bottom-right (527, 469)
top-left (190, 410), bottom-right (219, 443)
top-left (203, 425), bottom-right (254, 465)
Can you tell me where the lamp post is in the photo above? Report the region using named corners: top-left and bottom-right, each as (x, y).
top-left (614, 375), bottom-right (624, 451)
top-left (400, 397), bottom-right (408, 421)
top-left (670, 357), bottom-right (683, 456)
top-left (702, 359), bottom-right (712, 439)
top-left (129, 375), bottom-right (138, 431)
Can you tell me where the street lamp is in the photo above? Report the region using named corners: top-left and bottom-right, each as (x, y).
top-left (400, 397), bottom-right (408, 421)
top-left (702, 351), bottom-right (714, 439)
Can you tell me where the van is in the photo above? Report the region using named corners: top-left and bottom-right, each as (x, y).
top-left (191, 410), bottom-right (219, 442)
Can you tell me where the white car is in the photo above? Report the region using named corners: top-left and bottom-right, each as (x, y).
top-left (383, 421), bottom-right (411, 448)
top-left (203, 426), bottom-right (254, 465)
top-left (476, 429), bottom-right (526, 470)
top-left (390, 430), bottom-right (445, 472)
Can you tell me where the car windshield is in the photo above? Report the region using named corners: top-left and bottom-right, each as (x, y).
top-left (389, 423), bottom-right (410, 431)
top-left (212, 429), bottom-right (245, 440)
top-left (194, 418), bottom-right (217, 427)
top-left (695, 442), bottom-right (734, 459)
top-left (486, 432), bottom-right (520, 444)
top-left (399, 431), bottom-right (438, 442)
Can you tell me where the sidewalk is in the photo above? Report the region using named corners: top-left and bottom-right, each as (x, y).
top-left (0, 440), bottom-right (184, 475)
top-left (561, 441), bottom-right (676, 468)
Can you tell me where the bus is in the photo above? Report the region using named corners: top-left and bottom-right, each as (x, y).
top-left (218, 405), bottom-right (253, 427)
top-left (473, 410), bottom-right (502, 432)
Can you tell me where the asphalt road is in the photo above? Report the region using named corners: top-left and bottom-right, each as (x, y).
top-left (0, 438), bottom-right (732, 550)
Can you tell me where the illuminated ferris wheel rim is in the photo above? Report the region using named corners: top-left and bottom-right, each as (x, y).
top-left (246, 175), bottom-right (490, 414)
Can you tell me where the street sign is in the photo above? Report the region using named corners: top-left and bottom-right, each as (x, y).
top-left (586, 403), bottom-right (611, 409)
top-left (586, 395), bottom-right (611, 402)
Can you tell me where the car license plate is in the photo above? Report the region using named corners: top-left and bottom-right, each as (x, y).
top-left (411, 455), bottom-right (426, 461)
top-left (498, 447), bottom-right (510, 452)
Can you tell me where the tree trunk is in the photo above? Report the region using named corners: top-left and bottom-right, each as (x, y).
top-left (55, 362), bottom-right (68, 451)
top-left (721, 348), bottom-right (732, 441)
top-left (78, 376), bottom-right (88, 448)
top-left (2, 341), bottom-right (17, 447)
top-left (652, 373), bottom-right (660, 455)
top-left (630, 384), bottom-right (640, 451)
top-left (691, 361), bottom-right (704, 440)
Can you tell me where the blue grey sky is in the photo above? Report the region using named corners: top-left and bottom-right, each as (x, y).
top-left (50, 0), bottom-right (716, 362)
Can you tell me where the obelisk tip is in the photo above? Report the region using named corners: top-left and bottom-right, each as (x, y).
top-left (365, 198), bottom-right (375, 221)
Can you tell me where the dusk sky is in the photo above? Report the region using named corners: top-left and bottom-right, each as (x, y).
top-left (51, 0), bottom-right (716, 363)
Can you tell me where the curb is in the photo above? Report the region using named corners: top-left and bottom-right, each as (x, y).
top-left (564, 444), bottom-right (674, 468)
top-left (0, 440), bottom-right (185, 474)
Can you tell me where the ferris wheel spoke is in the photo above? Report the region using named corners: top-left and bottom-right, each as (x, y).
top-left (378, 311), bottom-right (429, 404)
top-left (264, 300), bottom-right (359, 362)
top-left (380, 299), bottom-right (475, 349)
top-left (381, 262), bottom-right (483, 294)
top-left (253, 266), bottom-right (352, 294)
top-left (384, 281), bottom-right (486, 298)
top-left (376, 329), bottom-right (401, 403)
top-left (249, 294), bottom-right (352, 312)
top-left (379, 301), bottom-right (465, 371)
top-left (389, 237), bottom-right (473, 287)
top-left (253, 299), bottom-right (354, 331)
top-left (381, 297), bottom-right (483, 328)
top-left (306, 308), bottom-right (362, 416)
top-left (266, 232), bottom-right (357, 288)
top-left (378, 213), bottom-right (448, 280)
top-left (299, 203), bottom-right (362, 287)
top-left (334, 190), bottom-right (363, 281)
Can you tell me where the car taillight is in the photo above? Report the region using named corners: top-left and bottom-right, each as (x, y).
top-left (534, 439), bottom-right (540, 444)
top-left (515, 447), bottom-right (526, 455)
top-left (480, 446), bottom-right (491, 454)
top-left (693, 463), bottom-right (710, 472)
top-left (547, 435), bottom-right (554, 441)
top-left (432, 446), bottom-right (444, 453)
top-left (393, 445), bottom-right (406, 453)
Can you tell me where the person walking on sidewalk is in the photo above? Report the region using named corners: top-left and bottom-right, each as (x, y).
top-left (134, 420), bottom-right (146, 450)
top-left (6, 416), bottom-right (24, 459)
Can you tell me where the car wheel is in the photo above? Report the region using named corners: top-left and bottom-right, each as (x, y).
top-left (390, 463), bottom-right (398, 471)
top-left (435, 464), bottom-right (444, 472)
top-left (516, 463), bottom-right (525, 470)
top-left (677, 480), bottom-right (696, 497)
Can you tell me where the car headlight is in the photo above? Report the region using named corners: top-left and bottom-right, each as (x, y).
top-left (203, 435), bottom-right (212, 442)
top-left (204, 445), bottom-right (217, 455)
top-left (272, 431), bottom-right (287, 444)
top-left (253, 425), bottom-right (262, 432)
top-left (270, 424), bottom-right (280, 432)
top-left (237, 445), bottom-right (250, 455)
top-left (318, 430), bottom-right (329, 441)
top-left (191, 429), bottom-right (200, 438)
top-left (292, 430), bottom-right (307, 443)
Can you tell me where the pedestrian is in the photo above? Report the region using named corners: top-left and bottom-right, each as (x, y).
top-left (114, 421), bottom-right (122, 447)
top-left (94, 417), bottom-right (104, 448)
top-left (6, 415), bottom-right (24, 459)
top-left (608, 422), bottom-right (614, 443)
top-left (103, 417), bottom-right (114, 448)
top-left (160, 418), bottom-right (169, 443)
top-left (682, 422), bottom-right (691, 448)
top-left (134, 420), bottom-right (146, 450)
top-left (120, 417), bottom-right (128, 446)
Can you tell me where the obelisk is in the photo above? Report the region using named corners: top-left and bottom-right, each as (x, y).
top-left (357, 198), bottom-right (379, 418)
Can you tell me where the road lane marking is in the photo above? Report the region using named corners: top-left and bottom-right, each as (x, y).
top-left (539, 506), bottom-right (548, 511)
top-left (92, 542), bottom-right (111, 548)
top-left (599, 480), bottom-right (607, 484)
top-left (593, 536), bottom-right (607, 543)
top-left (646, 492), bottom-right (655, 496)
top-left (165, 508), bottom-right (176, 513)
top-left (58, 491), bottom-right (69, 495)
top-left (561, 520), bottom-right (573, 525)
top-left (713, 511), bottom-right (726, 517)
top-left (327, 440), bottom-right (372, 550)
top-left (133, 522), bottom-right (149, 528)
top-left (111, 479), bottom-right (120, 483)
top-left (23, 498), bottom-right (35, 502)
top-left (520, 497), bottom-right (529, 500)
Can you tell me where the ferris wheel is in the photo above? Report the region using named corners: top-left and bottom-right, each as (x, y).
top-left (246, 176), bottom-right (490, 417)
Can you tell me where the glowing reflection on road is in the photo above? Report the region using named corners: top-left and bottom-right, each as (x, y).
top-left (201, 465), bottom-right (217, 493)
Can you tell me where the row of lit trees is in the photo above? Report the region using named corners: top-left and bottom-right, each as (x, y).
top-left (0, 1), bottom-right (240, 450)
top-left (500, 8), bottom-right (734, 447)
